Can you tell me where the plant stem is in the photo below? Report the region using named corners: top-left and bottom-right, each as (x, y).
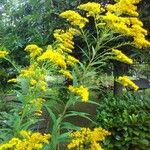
top-left (4, 57), bottom-right (20, 73)
top-left (81, 29), bottom-right (91, 58)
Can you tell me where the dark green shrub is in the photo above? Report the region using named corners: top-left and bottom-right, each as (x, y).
top-left (96, 92), bottom-right (150, 150)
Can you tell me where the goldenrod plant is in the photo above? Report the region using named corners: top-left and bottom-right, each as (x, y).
top-left (0, 0), bottom-right (150, 150)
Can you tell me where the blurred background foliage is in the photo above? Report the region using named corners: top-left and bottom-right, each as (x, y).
top-left (96, 92), bottom-right (150, 150)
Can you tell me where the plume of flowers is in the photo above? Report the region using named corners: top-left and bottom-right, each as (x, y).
top-left (0, 130), bottom-right (50, 150)
top-left (68, 85), bottom-right (89, 102)
top-left (118, 76), bottom-right (139, 91)
top-left (112, 49), bottom-right (133, 65)
top-left (59, 10), bottom-right (88, 29)
top-left (68, 127), bottom-right (111, 150)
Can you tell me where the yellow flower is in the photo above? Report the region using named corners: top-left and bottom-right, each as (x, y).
top-left (100, 0), bottom-right (150, 49)
top-left (78, 2), bottom-right (102, 17)
top-left (0, 131), bottom-right (50, 150)
top-left (20, 65), bottom-right (36, 77)
top-left (7, 78), bottom-right (17, 83)
top-left (39, 80), bottom-right (48, 92)
top-left (133, 36), bottom-right (150, 49)
top-left (30, 79), bottom-right (37, 86)
top-left (112, 49), bottom-right (133, 65)
top-left (68, 127), bottom-right (110, 149)
top-left (59, 10), bottom-right (89, 28)
top-left (37, 48), bottom-right (67, 69)
top-left (66, 55), bottom-right (79, 66)
top-left (68, 85), bottom-right (89, 102)
top-left (0, 50), bottom-right (9, 58)
top-left (54, 28), bottom-right (80, 54)
top-left (118, 76), bottom-right (139, 91)
top-left (20, 130), bottom-right (31, 139)
top-left (25, 44), bottom-right (43, 58)
top-left (107, 0), bottom-right (140, 17)
top-left (59, 69), bottom-right (73, 79)
top-left (31, 98), bottom-right (45, 115)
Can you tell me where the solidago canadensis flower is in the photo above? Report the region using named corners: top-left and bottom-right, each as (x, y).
top-left (0, 50), bottom-right (9, 58)
top-left (20, 64), bottom-right (36, 77)
top-left (54, 28), bottom-right (79, 53)
top-left (7, 78), bottom-right (17, 83)
top-left (19, 64), bottom-right (48, 92)
top-left (68, 127), bottom-right (111, 150)
top-left (112, 49), bottom-right (133, 64)
top-left (25, 44), bottom-right (43, 58)
top-left (0, 130), bottom-right (50, 150)
top-left (59, 10), bottom-right (88, 28)
top-left (30, 98), bottom-right (45, 116)
top-left (78, 2), bottom-right (102, 17)
top-left (59, 69), bottom-right (73, 79)
top-left (68, 85), bottom-right (89, 102)
top-left (101, 0), bottom-right (150, 48)
top-left (66, 55), bottom-right (79, 66)
top-left (118, 76), bottom-right (139, 91)
top-left (107, 0), bottom-right (140, 16)
top-left (37, 46), bottom-right (67, 69)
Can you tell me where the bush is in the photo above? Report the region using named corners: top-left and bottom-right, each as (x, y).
top-left (96, 92), bottom-right (150, 150)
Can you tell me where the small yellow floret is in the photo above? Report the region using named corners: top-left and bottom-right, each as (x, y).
top-left (118, 76), bottom-right (139, 91)
top-left (68, 85), bottom-right (89, 102)
top-left (30, 79), bottom-right (37, 86)
top-left (68, 127), bottom-right (110, 149)
top-left (0, 50), bottom-right (9, 58)
top-left (60, 10), bottom-right (89, 28)
top-left (66, 55), bottom-right (79, 66)
top-left (0, 130), bottom-right (50, 150)
top-left (112, 49), bottom-right (133, 65)
top-left (59, 69), bottom-right (73, 79)
top-left (25, 44), bottom-right (43, 58)
top-left (78, 2), bottom-right (102, 17)
top-left (7, 78), bottom-right (17, 83)
top-left (37, 48), bottom-right (67, 69)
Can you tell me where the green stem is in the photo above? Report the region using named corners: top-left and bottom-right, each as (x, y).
top-left (81, 29), bottom-right (91, 58)
top-left (50, 98), bottom-right (72, 149)
top-left (101, 34), bottom-right (123, 47)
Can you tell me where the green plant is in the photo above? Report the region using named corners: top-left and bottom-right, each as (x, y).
top-left (96, 93), bottom-right (150, 150)
top-left (0, 1), bottom-right (150, 149)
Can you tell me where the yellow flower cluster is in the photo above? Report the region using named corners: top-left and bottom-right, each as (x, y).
top-left (66, 55), bottom-right (79, 66)
top-left (54, 28), bottom-right (80, 53)
top-left (0, 130), bottom-right (50, 150)
top-left (78, 2), bottom-right (102, 17)
top-left (68, 127), bottom-right (110, 150)
top-left (20, 64), bottom-right (48, 92)
top-left (68, 85), bottom-right (89, 102)
top-left (0, 50), bottom-right (9, 58)
top-left (37, 48), bottom-right (67, 69)
top-left (7, 78), bottom-right (17, 83)
top-left (20, 64), bottom-right (36, 77)
top-left (59, 69), bottom-right (73, 79)
top-left (59, 10), bottom-right (88, 29)
top-left (112, 49), bottom-right (133, 64)
top-left (101, 0), bottom-right (150, 48)
top-left (30, 98), bottom-right (45, 116)
top-left (118, 76), bottom-right (139, 91)
top-left (107, 0), bottom-right (140, 17)
top-left (38, 28), bottom-right (79, 80)
top-left (25, 44), bottom-right (43, 58)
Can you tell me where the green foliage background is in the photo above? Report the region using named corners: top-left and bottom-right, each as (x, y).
top-left (96, 92), bottom-right (150, 150)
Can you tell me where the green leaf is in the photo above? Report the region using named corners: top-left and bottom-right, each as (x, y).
top-left (62, 122), bottom-right (80, 130)
top-left (57, 132), bottom-right (70, 143)
top-left (44, 105), bottom-right (56, 124)
top-left (64, 111), bottom-right (93, 123)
